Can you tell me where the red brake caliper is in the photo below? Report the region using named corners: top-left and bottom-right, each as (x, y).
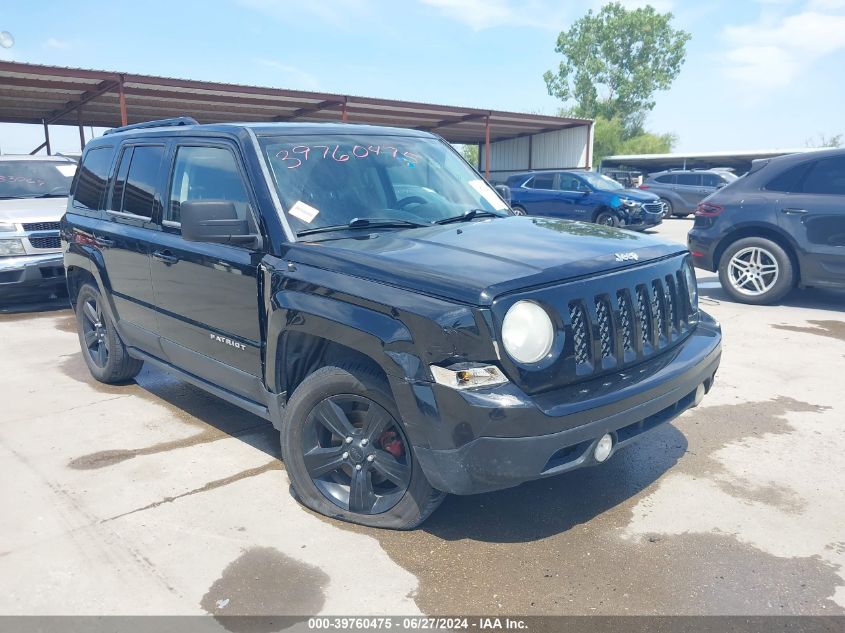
top-left (379, 430), bottom-right (404, 458)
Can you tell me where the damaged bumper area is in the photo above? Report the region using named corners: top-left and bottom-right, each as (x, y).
top-left (399, 314), bottom-right (722, 496)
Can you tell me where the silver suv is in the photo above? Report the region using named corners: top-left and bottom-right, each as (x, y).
top-left (0, 155), bottom-right (77, 299)
top-left (640, 168), bottom-right (737, 218)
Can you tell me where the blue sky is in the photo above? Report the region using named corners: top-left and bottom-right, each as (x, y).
top-left (1, 0), bottom-right (844, 155)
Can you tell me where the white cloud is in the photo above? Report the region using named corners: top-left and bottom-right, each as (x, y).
top-left (419, 0), bottom-right (570, 30)
top-left (45, 37), bottom-right (70, 49)
top-left (721, 3), bottom-right (845, 101)
top-left (255, 58), bottom-right (320, 90)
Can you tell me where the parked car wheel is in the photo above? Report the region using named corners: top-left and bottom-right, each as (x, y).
top-left (594, 210), bottom-right (619, 227)
top-left (717, 237), bottom-right (795, 305)
top-left (660, 198), bottom-right (674, 219)
top-left (281, 364), bottom-right (445, 529)
top-left (512, 205), bottom-right (527, 216)
top-left (75, 283), bottom-right (143, 383)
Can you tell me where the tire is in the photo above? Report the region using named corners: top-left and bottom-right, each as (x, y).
top-left (594, 210), bottom-right (619, 227)
top-left (75, 283), bottom-right (143, 383)
top-left (512, 205), bottom-right (527, 216)
top-left (280, 364), bottom-right (445, 529)
top-left (659, 198), bottom-right (674, 219)
top-left (717, 237), bottom-right (795, 305)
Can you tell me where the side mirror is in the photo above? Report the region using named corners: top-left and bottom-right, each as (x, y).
top-left (180, 200), bottom-right (261, 248)
top-left (494, 184), bottom-right (511, 204)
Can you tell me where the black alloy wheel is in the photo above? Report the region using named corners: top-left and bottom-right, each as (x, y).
top-left (302, 394), bottom-right (412, 515)
top-left (81, 295), bottom-right (109, 368)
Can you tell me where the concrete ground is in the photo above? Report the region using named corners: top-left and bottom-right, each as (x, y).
top-left (0, 217), bottom-right (843, 618)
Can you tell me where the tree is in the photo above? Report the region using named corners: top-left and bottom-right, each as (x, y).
top-left (458, 143), bottom-right (479, 167)
top-left (805, 133), bottom-right (842, 148)
top-left (588, 116), bottom-right (676, 167)
top-left (544, 2), bottom-right (690, 133)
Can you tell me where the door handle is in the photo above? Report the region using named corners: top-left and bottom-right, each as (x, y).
top-left (152, 250), bottom-right (179, 265)
top-left (94, 236), bottom-right (115, 248)
top-left (781, 208), bottom-right (808, 215)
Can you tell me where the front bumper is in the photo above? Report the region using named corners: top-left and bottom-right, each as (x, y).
top-left (405, 313), bottom-right (721, 495)
top-left (624, 208), bottom-right (663, 231)
top-left (0, 253), bottom-right (66, 296)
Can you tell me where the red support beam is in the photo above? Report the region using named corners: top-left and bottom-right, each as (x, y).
top-left (29, 141), bottom-right (47, 155)
top-left (46, 79), bottom-right (119, 124)
top-left (42, 119), bottom-right (51, 155)
top-left (484, 115), bottom-right (491, 181)
top-left (277, 99), bottom-right (343, 122)
top-left (78, 108), bottom-right (86, 150)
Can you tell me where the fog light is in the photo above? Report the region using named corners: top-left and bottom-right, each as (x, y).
top-left (693, 383), bottom-right (706, 407)
top-left (594, 433), bottom-right (613, 462)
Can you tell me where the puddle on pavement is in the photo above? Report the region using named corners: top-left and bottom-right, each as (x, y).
top-left (201, 546), bottom-right (328, 632)
top-left (335, 396), bottom-right (842, 615)
top-left (772, 320), bottom-right (845, 343)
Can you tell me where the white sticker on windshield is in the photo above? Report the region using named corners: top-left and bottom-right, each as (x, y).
top-left (468, 179), bottom-right (508, 211)
top-left (289, 200), bottom-right (320, 223)
top-left (55, 164), bottom-right (76, 177)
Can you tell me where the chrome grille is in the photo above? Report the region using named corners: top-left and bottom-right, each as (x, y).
top-left (569, 302), bottom-right (590, 365)
top-left (642, 202), bottom-right (664, 214)
top-left (23, 222), bottom-right (60, 232)
top-left (29, 236), bottom-right (61, 249)
top-left (664, 275), bottom-right (677, 334)
top-left (617, 291), bottom-right (635, 353)
top-left (595, 297), bottom-right (613, 359)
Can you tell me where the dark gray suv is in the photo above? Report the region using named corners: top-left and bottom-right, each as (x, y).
top-left (641, 169), bottom-right (737, 218)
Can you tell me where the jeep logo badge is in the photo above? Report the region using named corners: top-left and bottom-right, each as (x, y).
top-left (614, 251), bottom-right (639, 262)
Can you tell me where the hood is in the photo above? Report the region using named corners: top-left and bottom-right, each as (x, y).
top-left (616, 188), bottom-right (660, 203)
top-left (0, 197), bottom-right (68, 225)
top-left (288, 216), bottom-right (686, 305)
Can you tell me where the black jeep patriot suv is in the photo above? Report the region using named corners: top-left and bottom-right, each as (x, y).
top-left (62, 118), bottom-right (721, 529)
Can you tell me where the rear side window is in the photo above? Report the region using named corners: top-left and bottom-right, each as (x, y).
top-left (765, 162), bottom-right (813, 193)
top-left (801, 157), bottom-right (845, 195)
top-left (655, 174), bottom-right (675, 184)
top-left (73, 147), bottom-right (113, 210)
top-left (114, 145), bottom-right (164, 218)
top-left (166, 146), bottom-right (252, 225)
top-left (530, 173), bottom-right (555, 189)
top-left (676, 173), bottom-right (701, 186)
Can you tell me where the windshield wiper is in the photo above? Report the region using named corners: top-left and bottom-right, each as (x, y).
top-left (434, 209), bottom-right (505, 225)
top-left (296, 217), bottom-right (430, 237)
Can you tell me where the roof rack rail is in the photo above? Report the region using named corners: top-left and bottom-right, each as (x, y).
top-left (103, 117), bottom-right (199, 136)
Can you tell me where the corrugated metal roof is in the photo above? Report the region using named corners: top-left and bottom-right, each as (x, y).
top-left (0, 61), bottom-right (591, 145)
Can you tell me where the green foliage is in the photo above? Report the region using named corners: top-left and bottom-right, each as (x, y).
top-left (459, 144), bottom-right (479, 167)
top-left (805, 133), bottom-right (842, 148)
top-left (589, 116), bottom-right (676, 166)
top-left (544, 2), bottom-right (690, 131)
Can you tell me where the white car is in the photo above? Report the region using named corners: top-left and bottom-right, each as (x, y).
top-left (0, 155), bottom-right (77, 300)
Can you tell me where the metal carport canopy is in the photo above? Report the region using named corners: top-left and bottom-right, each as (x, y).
top-left (0, 61), bottom-right (590, 160)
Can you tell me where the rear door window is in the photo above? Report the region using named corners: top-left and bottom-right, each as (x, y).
top-left (701, 173), bottom-right (723, 187)
top-left (676, 173), bottom-right (701, 186)
top-left (530, 173), bottom-right (555, 189)
top-left (110, 145), bottom-right (165, 219)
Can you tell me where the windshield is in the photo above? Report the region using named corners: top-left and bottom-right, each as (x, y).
top-left (0, 160), bottom-right (76, 199)
top-left (580, 172), bottom-right (624, 191)
top-left (259, 134), bottom-right (510, 235)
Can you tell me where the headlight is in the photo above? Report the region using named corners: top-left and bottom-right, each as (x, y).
top-left (502, 300), bottom-right (555, 364)
top-left (621, 199), bottom-right (640, 208)
top-left (684, 261), bottom-right (698, 311)
top-left (0, 239), bottom-right (25, 257)
top-left (0, 222), bottom-right (17, 232)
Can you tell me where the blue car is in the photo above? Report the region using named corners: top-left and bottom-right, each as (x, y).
top-left (506, 170), bottom-right (664, 231)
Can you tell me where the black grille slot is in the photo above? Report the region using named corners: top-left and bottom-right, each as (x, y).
top-left (676, 270), bottom-right (689, 324)
top-left (664, 275), bottom-right (677, 334)
top-left (23, 222), bottom-right (60, 232)
top-left (595, 297), bottom-right (614, 360)
top-left (651, 280), bottom-right (665, 341)
top-left (636, 285), bottom-right (651, 349)
top-left (569, 302), bottom-right (590, 365)
top-left (617, 291), bottom-right (635, 354)
top-left (29, 236), bottom-right (60, 249)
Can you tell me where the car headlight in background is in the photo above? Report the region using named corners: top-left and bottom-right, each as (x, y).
top-left (684, 260), bottom-right (699, 311)
top-left (502, 300), bottom-right (555, 364)
top-left (0, 222), bottom-right (17, 232)
top-left (0, 239), bottom-right (25, 257)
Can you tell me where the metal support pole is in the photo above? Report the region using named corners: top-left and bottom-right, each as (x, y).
top-left (118, 75), bottom-right (128, 126)
top-left (42, 119), bottom-right (51, 155)
top-left (341, 97), bottom-right (348, 123)
top-left (585, 122), bottom-right (593, 170)
top-left (484, 115), bottom-right (491, 181)
top-left (477, 143), bottom-right (481, 170)
top-left (78, 108), bottom-right (86, 150)
top-left (527, 135), bottom-right (533, 170)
